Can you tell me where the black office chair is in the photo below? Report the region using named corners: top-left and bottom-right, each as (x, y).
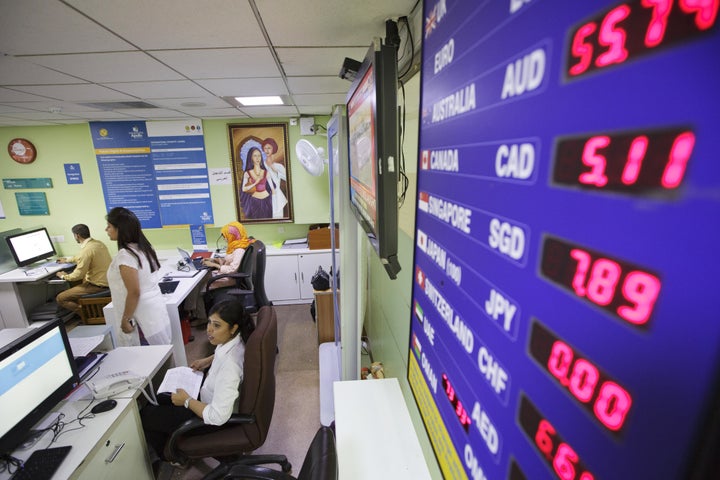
top-left (203, 240), bottom-right (272, 315)
top-left (164, 306), bottom-right (287, 471)
top-left (204, 425), bottom-right (338, 480)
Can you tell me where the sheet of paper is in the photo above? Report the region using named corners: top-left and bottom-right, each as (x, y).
top-left (69, 335), bottom-right (105, 357)
top-left (158, 366), bottom-right (204, 397)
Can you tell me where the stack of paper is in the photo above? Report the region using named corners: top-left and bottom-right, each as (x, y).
top-left (158, 367), bottom-right (204, 398)
top-left (282, 237), bottom-right (308, 249)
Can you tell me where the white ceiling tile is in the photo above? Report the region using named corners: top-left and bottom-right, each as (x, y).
top-left (104, 81), bottom-right (211, 99)
top-left (277, 47), bottom-right (370, 76)
top-left (238, 106), bottom-right (299, 117)
top-left (10, 84), bottom-right (138, 102)
top-left (175, 107), bottom-right (248, 118)
top-left (258, 0), bottom-right (415, 46)
top-left (0, 57), bottom-right (84, 85)
top-left (63, 111), bottom-right (140, 120)
top-left (0, 88), bottom-right (62, 102)
top-left (152, 49), bottom-right (280, 79)
top-left (28, 52), bottom-right (183, 83)
top-left (287, 76), bottom-right (352, 95)
top-left (65, 0), bottom-right (266, 49)
top-left (0, 0), bottom-right (135, 55)
top-left (293, 93), bottom-right (348, 106)
top-left (197, 78), bottom-right (289, 97)
top-left (298, 105), bottom-right (336, 116)
top-left (0, 118), bottom-right (65, 126)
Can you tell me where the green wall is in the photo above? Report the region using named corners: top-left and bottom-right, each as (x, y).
top-left (360, 74), bottom-right (442, 478)
top-left (0, 118), bottom-right (331, 256)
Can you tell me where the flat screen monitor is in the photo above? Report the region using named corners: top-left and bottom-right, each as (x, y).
top-left (5, 227), bottom-right (56, 267)
top-left (346, 39), bottom-right (401, 279)
top-left (0, 320), bottom-right (80, 454)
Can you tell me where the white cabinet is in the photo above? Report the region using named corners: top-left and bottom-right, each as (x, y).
top-left (266, 249), bottom-right (337, 304)
top-left (72, 401), bottom-right (153, 480)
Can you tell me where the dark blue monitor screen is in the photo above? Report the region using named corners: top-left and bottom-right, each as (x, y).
top-left (408, 1), bottom-right (720, 479)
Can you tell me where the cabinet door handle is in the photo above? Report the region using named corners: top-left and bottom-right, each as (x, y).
top-left (294, 273), bottom-right (297, 283)
top-left (105, 442), bottom-right (125, 463)
top-left (301, 272), bottom-right (304, 282)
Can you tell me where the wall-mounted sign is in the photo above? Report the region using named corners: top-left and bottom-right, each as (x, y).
top-left (7, 138), bottom-right (37, 164)
top-left (2, 178), bottom-right (53, 189)
top-left (64, 163), bottom-right (83, 184)
top-left (15, 192), bottom-right (49, 215)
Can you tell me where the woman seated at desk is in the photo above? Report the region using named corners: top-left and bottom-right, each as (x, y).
top-left (184, 221), bottom-right (254, 323)
top-left (140, 300), bottom-right (254, 466)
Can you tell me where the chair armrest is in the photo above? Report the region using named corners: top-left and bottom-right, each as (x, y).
top-left (206, 272), bottom-right (250, 290)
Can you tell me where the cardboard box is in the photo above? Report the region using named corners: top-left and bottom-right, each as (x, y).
top-left (307, 225), bottom-right (339, 250)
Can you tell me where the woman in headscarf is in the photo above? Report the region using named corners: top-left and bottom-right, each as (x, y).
top-left (202, 221), bottom-right (254, 290)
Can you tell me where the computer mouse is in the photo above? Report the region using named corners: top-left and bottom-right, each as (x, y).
top-left (91, 399), bottom-right (117, 414)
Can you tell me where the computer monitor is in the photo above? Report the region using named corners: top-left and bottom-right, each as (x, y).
top-left (5, 227), bottom-right (56, 268)
top-left (0, 320), bottom-right (80, 454)
top-left (346, 38), bottom-right (401, 279)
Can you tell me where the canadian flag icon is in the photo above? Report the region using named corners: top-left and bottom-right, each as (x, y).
top-left (421, 150), bottom-right (430, 170)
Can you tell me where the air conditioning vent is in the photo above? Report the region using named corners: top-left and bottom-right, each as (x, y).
top-left (79, 101), bottom-right (159, 110)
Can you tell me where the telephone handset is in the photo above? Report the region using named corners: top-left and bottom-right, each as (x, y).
top-left (88, 370), bottom-right (144, 399)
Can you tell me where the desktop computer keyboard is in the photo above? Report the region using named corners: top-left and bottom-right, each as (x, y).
top-left (10, 445), bottom-right (71, 480)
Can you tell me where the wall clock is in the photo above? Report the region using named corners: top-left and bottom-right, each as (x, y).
top-left (8, 138), bottom-right (37, 164)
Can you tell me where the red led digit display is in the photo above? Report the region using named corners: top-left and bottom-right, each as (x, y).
top-left (441, 373), bottom-right (472, 432)
top-left (566, 0), bottom-right (719, 78)
top-left (529, 320), bottom-right (633, 433)
top-left (553, 128), bottom-right (695, 194)
top-left (540, 236), bottom-right (661, 327)
top-left (519, 395), bottom-right (596, 480)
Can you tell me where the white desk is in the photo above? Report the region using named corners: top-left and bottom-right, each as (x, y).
top-left (0, 263), bottom-right (72, 329)
top-left (334, 378), bottom-right (432, 480)
top-left (0, 345), bottom-right (172, 480)
top-left (102, 250), bottom-right (207, 367)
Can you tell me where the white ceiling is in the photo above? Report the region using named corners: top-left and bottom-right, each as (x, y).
top-left (0, 0), bottom-right (421, 126)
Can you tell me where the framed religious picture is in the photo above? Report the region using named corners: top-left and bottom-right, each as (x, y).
top-left (228, 123), bottom-right (293, 223)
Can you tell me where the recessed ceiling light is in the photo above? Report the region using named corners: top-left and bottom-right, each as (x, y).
top-left (180, 101), bottom-right (206, 107)
top-left (235, 96), bottom-right (284, 106)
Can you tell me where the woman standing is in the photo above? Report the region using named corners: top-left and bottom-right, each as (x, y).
top-left (240, 147), bottom-right (273, 219)
top-left (105, 207), bottom-right (171, 346)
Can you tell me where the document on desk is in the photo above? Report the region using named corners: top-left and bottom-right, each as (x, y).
top-left (69, 335), bottom-right (105, 357)
top-left (158, 367), bottom-right (203, 397)
top-left (167, 270), bottom-right (200, 278)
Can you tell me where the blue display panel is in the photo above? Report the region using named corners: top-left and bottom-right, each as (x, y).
top-left (408, 1), bottom-right (720, 479)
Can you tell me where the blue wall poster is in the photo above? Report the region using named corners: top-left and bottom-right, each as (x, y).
top-left (408, 1), bottom-right (720, 479)
top-left (89, 120), bottom-right (213, 228)
top-left (146, 120), bottom-right (214, 227)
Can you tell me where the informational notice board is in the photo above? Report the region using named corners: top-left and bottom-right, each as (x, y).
top-left (408, 1), bottom-right (720, 479)
top-left (89, 120), bottom-right (213, 228)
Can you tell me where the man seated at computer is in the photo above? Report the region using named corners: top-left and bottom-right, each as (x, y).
top-left (55, 224), bottom-right (112, 317)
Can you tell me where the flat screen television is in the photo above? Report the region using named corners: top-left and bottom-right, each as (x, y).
top-left (0, 320), bottom-right (80, 454)
top-left (5, 227), bottom-right (56, 267)
top-left (346, 38), bottom-right (401, 279)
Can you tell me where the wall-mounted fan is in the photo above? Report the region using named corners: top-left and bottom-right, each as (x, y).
top-left (295, 139), bottom-right (327, 176)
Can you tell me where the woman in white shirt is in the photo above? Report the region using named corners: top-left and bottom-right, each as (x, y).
top-left (105, 207), bottom-right (171, 346)
top-left (141, 299), bottom-right (254, 463)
